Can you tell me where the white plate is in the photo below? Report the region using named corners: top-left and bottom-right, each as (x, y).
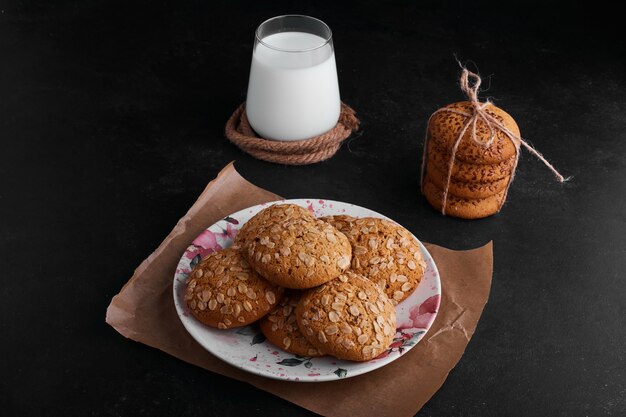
top-left (173, 199), bottom-right (441, 382)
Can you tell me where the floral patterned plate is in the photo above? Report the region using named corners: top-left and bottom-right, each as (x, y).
top-left (173, 199), bottom-right (441, 382)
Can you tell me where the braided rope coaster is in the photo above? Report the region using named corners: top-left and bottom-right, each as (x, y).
top-left (225, 102), bottom-right (360, 165)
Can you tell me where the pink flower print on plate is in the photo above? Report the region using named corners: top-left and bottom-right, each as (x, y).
top-left (192, 230), bottom-right (222, 252)
top-left (397, 294), bottom-right (440, 330)
top-left (217, 223), bottom-right (238, 240)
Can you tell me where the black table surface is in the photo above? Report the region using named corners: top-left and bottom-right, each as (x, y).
top-left (2, 1), bottom-right (625, 416)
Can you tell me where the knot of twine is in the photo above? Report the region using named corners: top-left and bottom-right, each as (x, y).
top-left (225, 103), bottom-right (360, 165)
top-left (421, 66), bottom-right (569, 215)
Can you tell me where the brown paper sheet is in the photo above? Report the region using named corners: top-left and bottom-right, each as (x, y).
top-left (106, 162), bottom-right (493, 417)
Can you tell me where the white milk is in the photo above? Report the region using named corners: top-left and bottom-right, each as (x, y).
top-left (246, 32), bottom-right (341, 141)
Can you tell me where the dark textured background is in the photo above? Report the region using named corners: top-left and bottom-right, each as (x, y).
top-left (1, 1), bottom-right (625, 416)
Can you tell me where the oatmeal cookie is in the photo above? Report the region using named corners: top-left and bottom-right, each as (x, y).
top-left (422, 178), bottom-right (506, 219)
top-left (321, 216), bottom-right (425, 304)
top-left (428, 101), bottom-right (520, 164)
top-left (260, 291), bottom-right (325, 357)
top-left (296, 272), bottom-right (397, 362)
top-left (243, 204), bottom-right (352, 289)
top-left (185, 248), bottom-right (284, 329)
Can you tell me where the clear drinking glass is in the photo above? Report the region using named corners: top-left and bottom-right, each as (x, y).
top-left (245, 15), bottom-right (341, 141)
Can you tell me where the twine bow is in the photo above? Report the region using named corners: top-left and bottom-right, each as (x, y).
top-left (421, 65), bottom-right (568, 215)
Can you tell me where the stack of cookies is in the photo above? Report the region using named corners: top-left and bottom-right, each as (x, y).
top-left (422, 101), bottom-right (520, 219)
top-left (184, 204), bottom-right (426, 362)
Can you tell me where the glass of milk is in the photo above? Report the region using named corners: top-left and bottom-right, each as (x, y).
top-left (246, 15), bottom-right (341, 141)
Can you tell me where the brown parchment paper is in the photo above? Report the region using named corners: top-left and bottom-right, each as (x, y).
top-left (106, 162), bottom-right (493, 417)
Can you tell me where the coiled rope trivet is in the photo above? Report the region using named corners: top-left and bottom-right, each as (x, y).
top-left (225, 102), bottom-right (360, 165)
